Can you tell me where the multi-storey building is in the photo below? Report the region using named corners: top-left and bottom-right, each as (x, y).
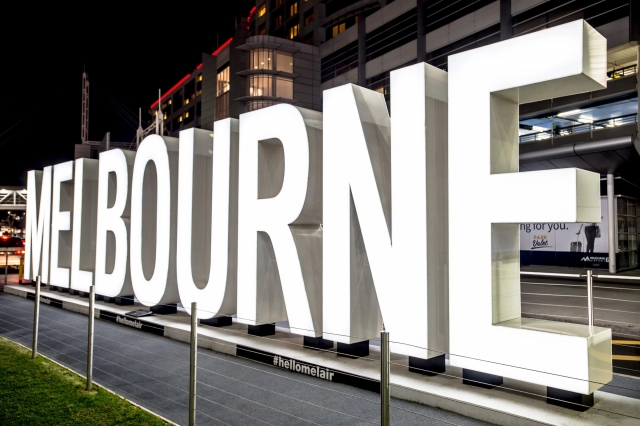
top-left (148, 0), bottom-right (639, 269)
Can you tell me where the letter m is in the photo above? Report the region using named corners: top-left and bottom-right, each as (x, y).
top-left (25, 168), bottom-right (53, 282)
top-left (323, 63), bottom-right (448, 359)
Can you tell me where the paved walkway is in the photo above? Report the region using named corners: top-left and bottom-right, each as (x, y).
top-left (0, 291), bottom-right (490, 426)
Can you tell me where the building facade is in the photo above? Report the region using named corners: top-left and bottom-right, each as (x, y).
top-left (148, 0), bottom-right (639, 269)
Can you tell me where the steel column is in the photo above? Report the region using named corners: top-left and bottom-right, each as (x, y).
top-left (190, 302), bottom-right (198, 426)
top-left (86, 285), bottom-right (95, 390)
top-left (607, 174), bottom-right (616, 273)
top-left (32, 276), bottom-right (40, 359)
top-left (587, 270), bottom-right (594, 328)
top-left (380, 330), bottom-right (390, 426)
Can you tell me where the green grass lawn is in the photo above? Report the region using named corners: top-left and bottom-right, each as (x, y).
top-left (0, 337), bottom-right (169, 425)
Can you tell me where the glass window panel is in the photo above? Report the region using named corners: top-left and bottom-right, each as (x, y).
top-left (248, 75), bottom-right (273, 97)
top-left (217, 66), bottom-right (230, 96)
top-left (276, 77), bottom-right (293, 99)
top-left (276, 52), bottom-right (293, 72)
top-left (250, 49), bottom-right (273, 70)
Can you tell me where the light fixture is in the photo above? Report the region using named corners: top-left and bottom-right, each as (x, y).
top-left (557, 109), bottom-right (582, 117)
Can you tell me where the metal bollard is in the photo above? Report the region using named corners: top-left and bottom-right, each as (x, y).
top-left (190, 302), bottom-right (198, 426)
top-left (4, 252), bottom-right (8, 285)
top-left (32, 276), bottom-right (41, 359)
top-left (380, 329), bottom-right (390, 426)
top-left (587, 270), bottom-right (594, 328)
top-left (86, 285), bottom-right (95, 390)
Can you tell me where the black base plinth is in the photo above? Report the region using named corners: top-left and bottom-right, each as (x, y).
top-left (114, 295), bottom-right (134, 306)
top-left (200, 316), bottom-right (233, 327)
top-left (49, 285), bottom-right (58, 291)
top-left (248, 323), bottom-right (275, 336)
top-left (547, 387), bottom-right (594, 411)
top-left (57, 287), bottom-right (69, 293)
top-left (69, 289), bottom-right (80, 295)
top-left (95, 294), bottom-right (105, 301)
top-left (409, 354), bottom-right (446, 376)
top-left (304, 336), bottom-right (334, 350)
top-left (462, 369), bottom-right (503, 389)
top-left (337, 341), bottom-right (369, 358)
top-left (78, 291), bottom-right (89, 298)
top-left (150, 304), bottom-right (177, 315)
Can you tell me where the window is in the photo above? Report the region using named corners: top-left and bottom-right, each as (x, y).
top-left (259, 23), bottom-right (266, 34)
top-left (217, 93), bottom-right (230, 120)
top-left (332, 23), bottom-right (346, 37)
top-left (274, 0), bottom-right (283, 6)
top-left (249, 49), bottom-right (273, 70)
top-left (304, 9), bottom-right (313, 26)
top-left (217, 66), bottom-right (231, 120)
top-left (217, 66), bottom-right (230, 96)
top-left (185, 98), bottom-right (190, 105)
top-left (276, 77), bottom-right (293, 99)
top-left (289, 24), bottom-right (299, 39)
top-left (168, 99), bottom-right (172, 105)
top-left (276, 51), bottom-right (293, 73)
top-left (258, 3), bottom-right (266, 17)
top-left (274, 14), bottom-right (283, 28)
top-left (179, 115), bottom-right (183, 123)
top-left (248, 75), bottom-right (273, 97)
top-left (198, 74), bottom-right (203, 82)
top-left (289, 2), bottom-right (297, 17)
top-left (185, 107), bottom-right (194, 124)
top-left (163, 112), bottom-right (167, 120)
top-left (246, 100), bottom-right (274, 112)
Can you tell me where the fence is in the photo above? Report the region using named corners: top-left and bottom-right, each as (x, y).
top-left (1, 275), bottom-right (639, 425)
top-left (519, 113), bottom-right (638, 143)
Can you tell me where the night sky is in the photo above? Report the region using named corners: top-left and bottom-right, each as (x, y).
top-left (0, 2), bottom-right (255, 186)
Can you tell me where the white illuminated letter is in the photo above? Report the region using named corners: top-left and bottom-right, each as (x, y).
top-left (130, 135), bottom-right (180, 307)
top-left (71, 159), bottom-right (99, 292)
top-left (237, 104), bottom-right (323, 336)
top-left (448, 20), bottom-right (611, 394)
top-left (25, 167), bottom-right (52, 282)
top-left (49, 161), bottom-right (74, 288)
top-left (95, 149), bottom-right (135, 297)
top-left (177, 121), bottom-right (239, 318)
top-left (323, 63), bottom-right (449, 358)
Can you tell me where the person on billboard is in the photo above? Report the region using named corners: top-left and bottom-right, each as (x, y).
top-left (584, 223), bottom-right (600, 253)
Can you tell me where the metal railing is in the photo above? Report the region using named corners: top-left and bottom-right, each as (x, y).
top-left (520, 270), bottom-right (640, 328)
top-left (607, 64), bottom-right (637, 80)
top-left (519, 113), bottom-right (638, 143)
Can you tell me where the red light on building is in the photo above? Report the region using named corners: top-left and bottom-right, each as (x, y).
top-left (150, 74), bottom-right (192, 110)
top-left (212, 38), bottom-right (233, 56)
top-left (196, 63), bottom-right (203, 70)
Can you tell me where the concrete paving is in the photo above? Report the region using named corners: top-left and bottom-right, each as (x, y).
top-left (0, 290), bottom-right (491, 426)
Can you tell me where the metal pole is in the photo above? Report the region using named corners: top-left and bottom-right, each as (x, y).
top-left (189, 302), bottom-right (198, 426)
top-left (587, 270), bottom-right (594, 328)
top-left (380, 329), bottom-right (390, 426)
top-left (607, 174), bottom-right (617, 273)
top-left (32, 276), bottom-right (41, 359)
top-left (4, 252), bottom-right (8, 284)
top-left (86, 285), bottom-right (95, 390)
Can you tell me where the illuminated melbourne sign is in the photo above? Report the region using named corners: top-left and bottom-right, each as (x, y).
top-left (24, 20), bottom-right (611, 395)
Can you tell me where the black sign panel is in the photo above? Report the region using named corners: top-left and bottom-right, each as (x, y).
top-left (99, 310), bottom-right (164, 336)
top-left (237, 345), bottom-right (380, 393)
top-left (27, 292), bottom-right (63, 309)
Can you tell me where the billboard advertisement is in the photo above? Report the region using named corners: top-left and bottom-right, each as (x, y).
top-left (520, 197), bottom-right (609, 269)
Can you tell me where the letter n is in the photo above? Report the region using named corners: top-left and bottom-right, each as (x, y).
top-left (323, 63), bottom-right (448, 359)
